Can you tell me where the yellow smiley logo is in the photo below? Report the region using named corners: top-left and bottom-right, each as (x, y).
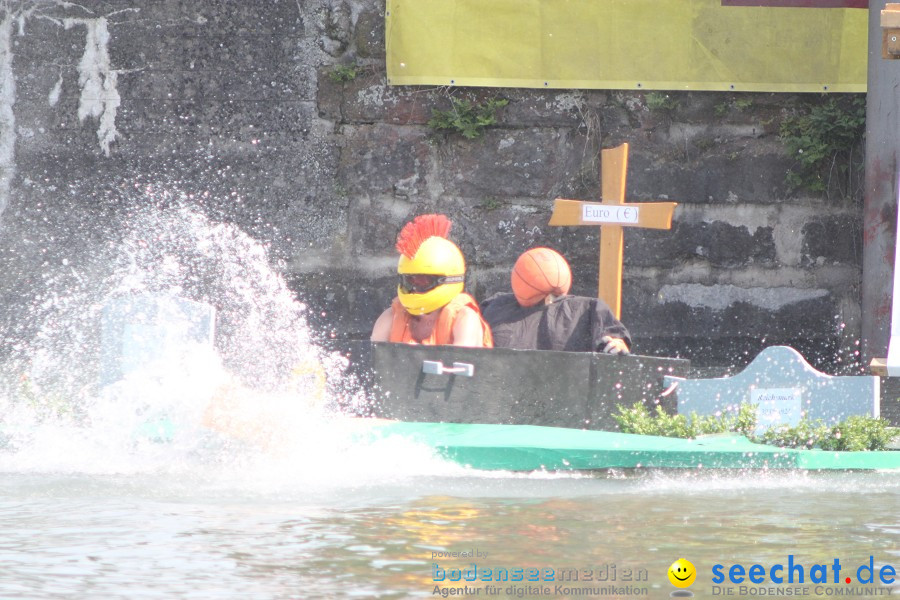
top-left (668, 558), bottom-right (696, 588)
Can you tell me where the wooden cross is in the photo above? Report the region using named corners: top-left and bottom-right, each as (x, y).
top-left (549, 143), bottom-right (677, 319)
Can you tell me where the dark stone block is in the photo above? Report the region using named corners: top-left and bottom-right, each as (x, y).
top-left (346, 205), bottom-right (409, 255)
top-left (659, 91), bottom-right (800, 125)
top-left (354, 8), bottom-right (385, 58)
top-left (268, 192), bottom-right (350, 265)
top-left (339, 70), bottom-right (435, 125)
top-left (624, 282), bottom-right (851, 375)
top-left (625, 283), bottom-right (840, 349)
top-left (338, 124), bottom-right (431, 197)
top-left (499, 90), bottom-right (591, 128)
top-left (109, 0), bottom-right (303, 36)
top-left (15, 128), bottom-right (342, 263)
top-left (115, 68), bottom-right (305, 102)
top-left (316, 67), bottom-right (345, 121)
top-left (471, 268), bottom-right (515, 304)
top-left (629, 151), bottom-right (790, 204)
top-left (480, 211), bottom-right (775, 274)
top-left (10, 17), bottom-right (84, 66)
top-left (434, 128), bottom-right (583, 198)
top-left (453, 206), bottom-right (562, 267)
top-left (598, 102), bottom-right (636, 134)
top-left (662, 92), bottom-right (725, 122)
top-left (801, 214), bottom-right (862, 265)
top-left (111, 30), bottom-right (297, 72)
top-left (115, 99), bottom-right (314, 135)
top-left (626, 220), bottom-right (776, 268)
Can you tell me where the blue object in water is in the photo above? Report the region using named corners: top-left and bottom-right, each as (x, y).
top-left (99, 294), bottom-right (216, 386)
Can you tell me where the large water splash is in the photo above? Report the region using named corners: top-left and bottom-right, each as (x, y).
top-left (2, 199), bottom-right (325, 395)
top-left (0, 198), bottom-right (458, 484)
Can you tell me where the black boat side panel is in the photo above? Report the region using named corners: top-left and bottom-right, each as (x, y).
top-left (370, 343), bottom-right (690, 430)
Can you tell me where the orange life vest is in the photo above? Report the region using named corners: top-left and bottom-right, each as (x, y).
top-left (389, 293), bottom-right (494, 347)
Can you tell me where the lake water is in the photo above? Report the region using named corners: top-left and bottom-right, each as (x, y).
top-left (1, 425), bottom-right (898, 599)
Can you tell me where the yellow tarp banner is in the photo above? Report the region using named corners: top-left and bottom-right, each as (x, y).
top-left (385, 0), bottom-right (867, 92)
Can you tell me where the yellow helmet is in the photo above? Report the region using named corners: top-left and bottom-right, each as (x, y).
top-left (396, 235), bottom-right (465, 315)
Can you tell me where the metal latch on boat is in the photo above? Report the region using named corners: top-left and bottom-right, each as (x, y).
top-left (422, 360), bottom-right (475, 377)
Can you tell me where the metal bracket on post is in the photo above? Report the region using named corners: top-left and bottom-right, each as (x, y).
top-left (422, 360), bottom-right (475, 377)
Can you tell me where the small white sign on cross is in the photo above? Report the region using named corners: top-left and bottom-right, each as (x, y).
top-left (581, 203), bottom-right (640, 225)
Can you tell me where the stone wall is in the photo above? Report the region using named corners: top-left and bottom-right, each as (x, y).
top-left (0, 0), bottom-right (865, 378)
top-left (308, 0), bottom-right (864, 376)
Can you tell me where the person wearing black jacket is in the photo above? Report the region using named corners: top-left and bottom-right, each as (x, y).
top-left (481, 247), bottom-right (631, 354)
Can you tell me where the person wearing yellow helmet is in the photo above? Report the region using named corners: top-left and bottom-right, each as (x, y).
top-left (371, 214), bottom-right (493, 347)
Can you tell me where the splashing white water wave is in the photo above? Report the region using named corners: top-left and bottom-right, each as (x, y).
top-left (0, 201), bottom-right (466, 487)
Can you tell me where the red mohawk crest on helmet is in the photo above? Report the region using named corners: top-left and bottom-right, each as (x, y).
top-left (396, 214), bottom-right (453, 259)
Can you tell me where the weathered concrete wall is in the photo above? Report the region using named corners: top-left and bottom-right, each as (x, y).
top-left (0, 0), bottom-right (865, 378)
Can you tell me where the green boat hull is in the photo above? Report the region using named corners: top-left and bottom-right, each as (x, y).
top-left (5, 419), bottom-right (896, 472)
top-left (370, 421), bottom-right (900, 471)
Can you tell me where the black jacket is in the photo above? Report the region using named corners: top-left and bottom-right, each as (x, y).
top-left (481, 293), bottom-right (632, 352)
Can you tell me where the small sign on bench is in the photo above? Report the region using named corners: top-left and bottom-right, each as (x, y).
top-left (664, 346), bottom-right (880, 432)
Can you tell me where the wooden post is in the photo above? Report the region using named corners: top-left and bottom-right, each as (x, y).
top-left (549, 143), bottom-right (677, 319)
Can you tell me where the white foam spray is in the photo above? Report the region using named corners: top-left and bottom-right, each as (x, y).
top-left (0, 201), bottom-right (464, 490)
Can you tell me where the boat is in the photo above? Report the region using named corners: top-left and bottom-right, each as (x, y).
top-left (352, 342), bottom-right (899, 471)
